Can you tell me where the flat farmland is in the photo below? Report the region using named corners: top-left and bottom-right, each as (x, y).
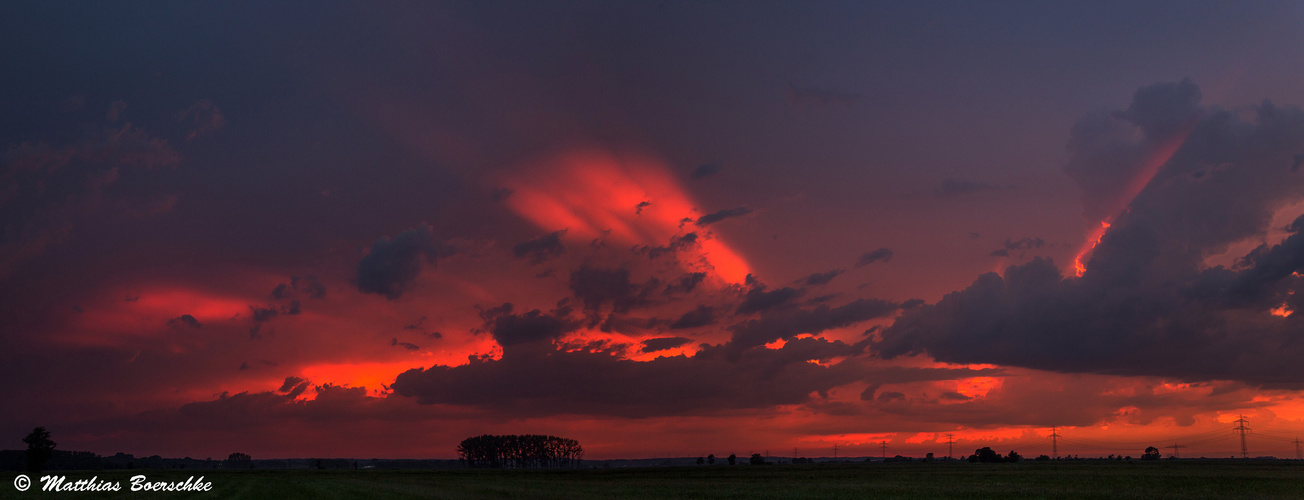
top-left (5, 461), bottom-right (1302, 499)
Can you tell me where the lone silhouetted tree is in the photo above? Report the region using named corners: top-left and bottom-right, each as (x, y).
top-left (226, 452), bottom-right (252, 469)
top-left (969, 447), bottom-right (1003, 463)
top-left (23, 427), bottom-right (55, 473)
top-left (749, 453), bottom-right (765, 465)
top-left (707, 454), bottom-right (715, 465)
top-left (1143, 447), bottom-right (1160, 460)
top-left (697, 457), bottom-right (705, 465)
top-left (727, 453), bottom-right (736, 465)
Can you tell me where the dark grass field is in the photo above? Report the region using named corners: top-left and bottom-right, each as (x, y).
top-left (5, 461), bottom-right (1303, 499)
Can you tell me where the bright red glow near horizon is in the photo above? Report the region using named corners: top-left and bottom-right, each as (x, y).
top-left (298, 360), bottom-right (428, 396)
top-left (501, 150), bottom-right (752, 283)
top-left (956, 376), bottom-right (1002, 398)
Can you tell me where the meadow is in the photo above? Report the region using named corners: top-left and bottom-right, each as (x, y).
top-left (5, 461), bottom-right (1302, 499)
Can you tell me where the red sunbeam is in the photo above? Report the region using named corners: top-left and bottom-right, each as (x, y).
top-left (1072, 122), bottom-right (1199, 277)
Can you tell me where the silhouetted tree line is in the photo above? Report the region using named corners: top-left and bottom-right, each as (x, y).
top-left (967, 447), bottom-right (1021, 463)
top-left (457, 435), bottom-right (583, 468)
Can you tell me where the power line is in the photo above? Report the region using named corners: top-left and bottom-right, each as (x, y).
top-left (946, 433), bottom-right (954, 460)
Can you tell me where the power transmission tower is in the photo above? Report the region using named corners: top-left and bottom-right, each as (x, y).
top-left (794, 447), bottom-right (799, 461)
top-left (1233, 414), bottom-right (1251, 459)
top-left (1168, 443), bottom-right (1189, 459)
top-left (832, 443), bottom-right (838, 460)
top-left (1167, 443), bottom-right (1186, 459)
top-left (1050, 426), bottom-right (1060, 459)
top-left (1294, 438), bottom-right (1301, 460)
top-left (946, 433), bottom-right (955, 460)
top-left (880, 440), bottom-right (887, 460)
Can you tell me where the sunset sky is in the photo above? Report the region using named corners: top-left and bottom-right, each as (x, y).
top-left (4, 1), bottom-right (1304, 461)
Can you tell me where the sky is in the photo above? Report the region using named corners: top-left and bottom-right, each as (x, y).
top-left (3, 1), bottom-right (1304, 461)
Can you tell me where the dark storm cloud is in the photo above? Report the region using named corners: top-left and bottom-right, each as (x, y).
top-left (736, 285), bottom-right (802, 314)
top-left (166, 314), bottom-right (201, 329)
top-left (271, 276), bottom-right (327, 301)
top-left (148, 359), bottom-right (998, 430)
top-left (694, 207), bottom-right (752, 227)
top-left (278, 377), bottom-right (306, 393)
top-left (637, 232), bottom-right (699, 260)
top-left (726, 298), bottom-right (899, 359)
top-left (1064, 79), bottom-right (1205, 224)
top-left (270, 284), bottom-right (294, 300)
top-left (934, 179), bottom-right (1008, 199)
top-left (512, 230), bottom-right (567, 265)
top-left (803, 269), bottom-right (843, 286)
top-left (568, 266), bottom-right (658, 315)
top-left (664, 272), bottom-right (707, 295)
top-left (250, 306), bottom-right (279, 323)
top-left (481, 303), bottom-right (580, 349)
top-left (390, 338), bottom-right (419, 351)
top-left (355, 223), bottom-right (453, 300)
top-left (690, 164), bottom-right (721, 179)
top-left (669, 305), bottom-right (716, 330)
top-left (274, 376), bottom-right (311, 400)
top-left (854, 248), bottom-right (894, 267)
top-left (876, 81), bottom-right (1304, 387)
top-left (291, 276), bottom-right (326, 299)
top-left (177, 384), bottom-right (374, 425)
top-left (640, 336), bottom-right (693, 353)
top-left (855, 365), bottom-right (1003, 402)
top-left (391, 335), bottom-right (867, 417)
top-left (876, 391), bottom-right (906, 403)
top-left (247, 281), bottom-right (307, 339)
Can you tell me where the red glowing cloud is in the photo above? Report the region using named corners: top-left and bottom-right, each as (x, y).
top-left (500, 150), bottom-right (751, 283)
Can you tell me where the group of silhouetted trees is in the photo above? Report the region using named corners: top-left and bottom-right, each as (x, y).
top-left (967, 447), bottom-right (1021, 463)
top-left (457, 434), bottom-right (583, 468)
